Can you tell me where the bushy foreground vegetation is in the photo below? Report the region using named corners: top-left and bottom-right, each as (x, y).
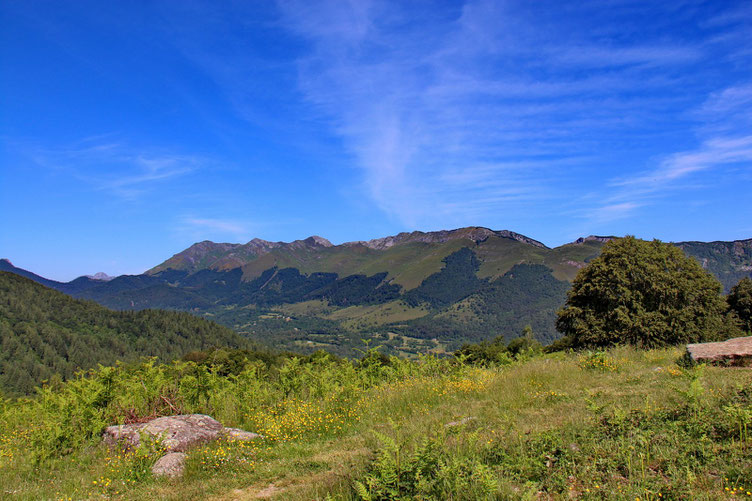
top-left (1, 346), bottom-right (750, 500)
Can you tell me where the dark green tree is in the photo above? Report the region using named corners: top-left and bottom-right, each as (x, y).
top-left (727, 277), bottom-right (752, 333)
top-left (555, 236), bottom-right (728, 348)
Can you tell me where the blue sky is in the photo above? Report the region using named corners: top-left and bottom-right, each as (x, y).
top-left (1, 0), bottom-right (751, 281)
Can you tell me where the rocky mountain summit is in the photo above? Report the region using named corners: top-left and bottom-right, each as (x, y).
top-left (85, 272), bottom-right (114, 281)
top-left (346, 227), bottom-right (547, 250)
top-left (148, 235), bottom-right (334, 275)
top-left (572, 235), bottom-right (616, 244)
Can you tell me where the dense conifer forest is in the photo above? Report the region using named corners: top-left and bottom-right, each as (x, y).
top-left (0, 272), bottom-right (248, 395)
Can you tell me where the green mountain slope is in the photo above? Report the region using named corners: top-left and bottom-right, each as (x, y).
top-left (148, 228), bottom-right (550, 290)
top-left (3, 229), bottom-right (750, 358)
top-left (676, 239), bottom-right (752, 291)
top-left (0, 272), bottom-right (248, 395)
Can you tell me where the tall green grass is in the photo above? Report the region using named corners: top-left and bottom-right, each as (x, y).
top-left (1, 347), bottom-right (750, 500)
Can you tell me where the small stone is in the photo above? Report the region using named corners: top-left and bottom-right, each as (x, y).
top-left (224, 427), bottom-right (263, 441)
top-left (152, 452), bottom-right (186, 478)
top-left (445, 417), bottom-right (476, 428)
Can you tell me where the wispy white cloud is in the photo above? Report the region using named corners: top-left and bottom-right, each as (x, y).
top-left (98, 155), bottom-right (196, 192)
top-left (700, 85), bottom-right (752, 116)
top-left (615, 135), bottom-right (752, 187)
top-left (274, 0), bottom-right (711, 227)
top-left (551, 45), bottom-right (702, 68)
top-left (179, 217), bottom-right (251, 240)
top-left (695, 84), bottom-right (752, 134)
top-left (588, 81), bottom-right (752, 220)
top-left (26, 139), bottom-right (203, 198)
top-left (589, 202), bottom-right (642, 224)
top-left (147, 0), bottom-right (748, 235)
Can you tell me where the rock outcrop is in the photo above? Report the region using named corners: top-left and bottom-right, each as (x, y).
top-left (445, 416), bottom-right (477, 428)
top-left (686, 336), bottom-right (752, 366)
top-left (103, 414), bottom-right (225, 452)
top-left (103, 414), bottom-right (263, 453)
top-left (103, 414), bottom-right (263, 478)
top-left (572, 235), bottom-right (616, 244)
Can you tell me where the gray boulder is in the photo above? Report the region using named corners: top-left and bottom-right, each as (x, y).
top-left (103, 414), bottom-right (224, 452)
top-left (152, 452), bottom-right (186, 478)
top-left (686, 336), bottom-right (752, 366)
top-left (103, 414), bottom-right (263, 479)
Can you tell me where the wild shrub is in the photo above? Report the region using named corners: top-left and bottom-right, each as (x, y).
top-left (578, 351), bottom-right (619, 372)
top-left (727, 277), bottom-right (752, 333)
top-left (354, 427), bottom-right (498, 500)
top-left (454, 333), bottom-right (541, 366)
top-left (2, 346), bottom-right (464, 463)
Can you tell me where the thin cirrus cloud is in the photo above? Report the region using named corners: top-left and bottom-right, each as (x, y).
top-left (26, 139), bottom-right (203, 199)
top-left (620, 135), bottom-right (752, 187)
top-left (598, 82), bottom-right (752, 216)
top-left (589, 203), bottom-right (642, 224)
top-left (274, 0), bottom-right (716, 228)
top-left (179, 217), bottom-right (252, 240)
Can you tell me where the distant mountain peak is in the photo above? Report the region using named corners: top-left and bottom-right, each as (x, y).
top-left (247, 237), bottom-right (274, 246)
top-left (572, 235), bottom-right (617, 244)
top-left (85, 272), bottom-right (114, 281)
top-left (305, 235), bottom-right (333, 247)
top-left (1, 258), bottom-right (12, 266)
top-left (147, 234), bottom-right (336, 275)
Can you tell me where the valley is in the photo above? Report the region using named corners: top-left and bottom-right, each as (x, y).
top-left (2, 228), bottom-right (750, 357)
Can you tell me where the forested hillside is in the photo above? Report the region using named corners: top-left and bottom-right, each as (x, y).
top-left (0, 272), bottom-right (248, 395)
top-left (676, 239), bottom-right (752, 291)
top-left (2, 229), bottom-right (750, 357)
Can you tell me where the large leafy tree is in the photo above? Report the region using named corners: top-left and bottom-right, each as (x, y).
top-left (727, 277), bottom-right (752, 333)
top-left (556, 236), bottom-right (728, 348)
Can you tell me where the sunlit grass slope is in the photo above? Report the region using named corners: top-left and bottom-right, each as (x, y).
top-left (240, 239), bottom-right (477, 291)
top-left (1, 347), bottom-right (750, 500)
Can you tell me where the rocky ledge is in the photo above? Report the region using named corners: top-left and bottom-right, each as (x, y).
top-left (686, 336), bottom-right (752, 366)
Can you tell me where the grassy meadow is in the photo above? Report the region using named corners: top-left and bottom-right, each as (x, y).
top-left (0, 347), bottom-right (750, 500)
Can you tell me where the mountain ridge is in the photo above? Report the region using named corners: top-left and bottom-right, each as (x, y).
top-left (147, 227), bottom-right (548, 276)
top-left (148, 229), bottom-right (752, 279)
top-left (3, 230), bottom-right (750, 357)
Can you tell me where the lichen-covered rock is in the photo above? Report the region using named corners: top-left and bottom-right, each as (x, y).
top-left (686, 336), bottom-right (752, 366)
top-left (103, 414), bottom-right (224, 452)
top-left (152, 452), bottom-right (186, 478)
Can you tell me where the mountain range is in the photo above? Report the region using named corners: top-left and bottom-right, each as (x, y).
top-left (2, 227), bottom-right (751, 356)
